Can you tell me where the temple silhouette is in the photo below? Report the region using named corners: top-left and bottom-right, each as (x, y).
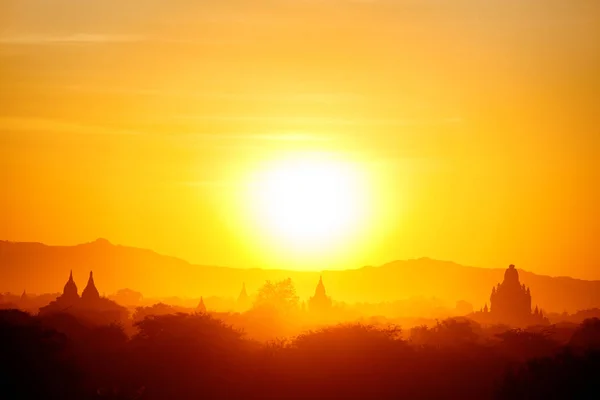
top-left (472, 265), bottom-right (548, 326)
top-left (197, 296), bottom-right (207, 313)
top-left (82, 271), bottom-right (100, 301)
top-left (6, 263), bottom-right (555, 330)
top-left (61, 270), bottom-right (79, 304)
top-left (308, 276), bottom-right (332, 314)
top-left (237, 282), bottom-right (251, 312)
top-left (39, 270), bottom-right (128, 325)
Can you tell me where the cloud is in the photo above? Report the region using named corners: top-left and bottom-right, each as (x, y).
top-left (176, 114), bottom-right (462, 127)
top-left (0, 117), bottom-right (334, 142)
top-left (178, 180), bottom-right (234, 188)
top-left (0, 33), bottom-right (145, 45)
top-left (0, 117), bottom-right (141, 136)
top-left (60, 86), bottom-right (364, 104)
top-left (183, 133), bottom-right (334, 142)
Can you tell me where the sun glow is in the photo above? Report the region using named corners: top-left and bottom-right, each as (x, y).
top-left (248, 154), bottom-right (369, 254)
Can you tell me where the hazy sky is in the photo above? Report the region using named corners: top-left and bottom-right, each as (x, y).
top-left (1, 1), bottom-right (599, 278)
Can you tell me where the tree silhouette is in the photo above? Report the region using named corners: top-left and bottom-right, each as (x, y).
top-left (252, 278), bottom-right (299, 315)
top-left (2, 306), bottom-right (600, 400)
top-left (569, 318), bottom-right (600, 349)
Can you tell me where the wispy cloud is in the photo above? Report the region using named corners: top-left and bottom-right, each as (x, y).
top-left (0, 117), bottom-right (336, 142)
top-left (176, 114), bottom-right (462, 127)
top-left (182, 133), bottom-right (334, 142)
top-left (0, 117), bottom-right (141, 136)
top-left (0, 33), bottom-right (145, 45)
top-left (178, 180), bottom-right (234, 188)
top-left (61, 85), bottom-right (364, 104)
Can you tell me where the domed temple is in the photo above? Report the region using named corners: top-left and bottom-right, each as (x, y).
top-left (491, 265), bottom-right (532, 319)
top-left (474, 265), bottom-right (548, 327)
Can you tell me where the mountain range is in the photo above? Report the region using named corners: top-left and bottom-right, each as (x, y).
top-left (1, 238), bottom-right (599, 313)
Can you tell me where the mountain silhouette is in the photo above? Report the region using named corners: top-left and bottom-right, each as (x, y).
top-left (1, 239), bottom-right (599, 312)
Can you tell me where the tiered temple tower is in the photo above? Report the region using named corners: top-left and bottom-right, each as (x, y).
top-left (481, 264), bottom-right (546, 326)
top-left (490, 265), bottom-right (531, 321)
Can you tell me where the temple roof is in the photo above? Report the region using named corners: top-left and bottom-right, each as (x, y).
top-left (197, 296), bottom-right (207, 313)
top-left (238, 283), bottom-right (248, 300)
top-left (314, 275), bottom-right (327, 298)
top-left (81, 271), bottom-right (100, 301)
top-left (63, 270), bottom-right (79, 298)
top-left (503, 264), bottom-right (520, 285)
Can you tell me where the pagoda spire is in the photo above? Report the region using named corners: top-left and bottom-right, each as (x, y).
top-left (314, 275), bottom-right (326, 297)
top-left (62, 269), bottom-right (79, 300)
top-left (197, 296), bottom-right (207, 313)
top-left (237, 283), bottom-right (250, 311)
top-left (81, 271), bottom-right (100, 301)
top-left (239, 282), bottom-right (248, 298)
top-left (309, 275), bottom-right (332, 313)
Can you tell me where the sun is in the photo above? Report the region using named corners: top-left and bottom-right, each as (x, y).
top-left (248, 154), bottom-right (369, 253)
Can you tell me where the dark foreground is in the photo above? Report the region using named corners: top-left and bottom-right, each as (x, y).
top-left (1, 310), bottom-right (599, 400)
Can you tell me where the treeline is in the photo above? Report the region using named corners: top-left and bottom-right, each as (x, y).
top-left (1, 309), bottom-right (599, 400)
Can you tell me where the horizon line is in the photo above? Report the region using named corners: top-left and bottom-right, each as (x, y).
top-left (0, 237), bottom-right (593, 282)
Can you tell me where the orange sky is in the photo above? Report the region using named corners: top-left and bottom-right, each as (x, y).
top-left (1, 1), bottom-right (599, 278)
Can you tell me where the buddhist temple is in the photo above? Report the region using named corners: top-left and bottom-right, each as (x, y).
top-left (18, 289), bottom-right (30, 309)
top-left (81, 271), bottom-right (100, 302)
top-left (60, 270), bottom-right (79, 304)
top-left (237, 283), bottom-right (250, 312)
top-left (39, 270), bottom-right (128, 325)
top-left (197, 296), bottom-right (207, 313)
top-left (473, 265), bottom-right (548, 327)
top-left (308, 276), bottom-right (332, 314)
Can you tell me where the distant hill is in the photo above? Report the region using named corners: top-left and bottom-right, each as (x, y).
top-left (1, 239), bottom-right (599, 312)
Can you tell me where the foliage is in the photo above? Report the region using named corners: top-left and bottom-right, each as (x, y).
top-left (1, 309), bottom-right (599, 400)
top-left (410, 317), bottom-right (481, 347)
top-left (569, 317), bottom-right (600, 349)
top-left (132, 302), bottom-right (188, 322)
top-left (252, 278), bottom-right (300, 315)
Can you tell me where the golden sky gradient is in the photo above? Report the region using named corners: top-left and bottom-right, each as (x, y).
top-left (1, 1), bottom-right (599, 278)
